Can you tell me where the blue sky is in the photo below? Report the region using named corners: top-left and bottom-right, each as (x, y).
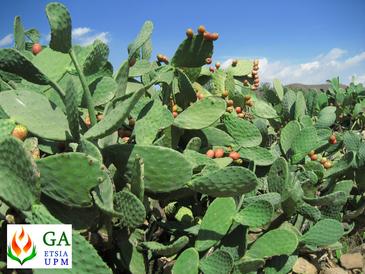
top-left (1, 0), bottom-right (365, 84)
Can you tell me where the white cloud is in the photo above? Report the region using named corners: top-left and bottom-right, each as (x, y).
top-left (222, 48), bottom-right (365, 85)
top-left (72, 27), bottom-right (109, 46)
top-left (72, 27), bottom-right (91, 38)
top-left (0, 34), bottom-right (13, 47)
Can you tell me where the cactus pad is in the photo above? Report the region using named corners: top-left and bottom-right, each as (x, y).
top-left (141, 236), bottom-right (189, 257)
top-left (114, 190), bottom-right (146, 228)
top-left (0, 89), bottom-right (70, 141)
top-left (246, 228), bottom-right (299, 258)
top-left (173, 96), bottom-right (226, 129)
top-left (234, 200), bottom-right (273, 227)
top-left (37, 152), bottom-right (105, 207)
top-left (300, 219), bottom-right (344, 247)
top-left (195, 197), bottom-right (236, 252)
top-left (188, 166), bottom-right (258, 197)
top-left (172, 247), bottom-right (199, 274)
top-left (0, 137), bottom-right (40, 211)
top-left (199, 250), bottom-right (233, 274)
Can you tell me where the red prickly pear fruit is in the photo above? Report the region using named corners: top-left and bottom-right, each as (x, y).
top-left (229, 151), bottom-right (240, 160)
top-left (172, 111), bottom-right (178, 118)
top-left (205, 57), bottom-right (212, 64)
top-left (209, 66), bottom-right (215, 73)
top-left (122, 136), bottom-right (130, 143)
top-left (157, 54), bottom-right (164, 62)
top-left (85, 116), bottom-right (91, 127)
top-left (197, 93), bottom-right (204, 100)
top-left (226, 99), bottom-right (234, 107)
top-left (323, 161), bottom-right (332, 169)
top-left (238, 112), bottom-right (245, 118)
top-left (206, 149), bottom-right (214, 158)
top-left (308, 150), bottom-right (315, 156)
top-left (210, 32), bottom-right (219, 41)
top-left (186, 28), bottom-right (194, 38)
top-left (310, 154), bottom-right (318, 161)
top-left (243, 80), bottom-right (249, 86)
top-left (246, 99), bottom-right (254, 107)
top-left (198, 25), bottom-right (206, 34)
top-left (222, 90), bottom-right (229, 97)
top-left (215, 62), bottom-right (221, 69)
top-left (203, 31), bottom-right (211, 40)
top-left (244, 95), bottom-right (251, 101)
top-left (235, 107), bottom-right (242, 113)
top-left (32, 43), bottom-right (42, 55)
top-left (320, 157), bottom-right (327, 164)
top-left (214, 148), bottom-right (224, 158)
top-left (12, 125), bottom-right (28, 141)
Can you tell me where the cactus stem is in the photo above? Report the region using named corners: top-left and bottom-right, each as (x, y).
top-left (69, 48), bottom-right (97, 126)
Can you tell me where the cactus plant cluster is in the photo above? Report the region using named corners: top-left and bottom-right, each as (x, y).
top-left (0, 2), bottom-right (365, 274)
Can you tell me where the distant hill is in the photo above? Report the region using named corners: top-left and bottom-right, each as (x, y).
top-left (285, 83), bottom-right (348, 91)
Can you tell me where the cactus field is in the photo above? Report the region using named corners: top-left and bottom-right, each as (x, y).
top-left (0, 2), bottom-right (365, 273)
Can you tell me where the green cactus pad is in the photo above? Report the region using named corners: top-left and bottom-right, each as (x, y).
top-left (223, 115), bottom-right (262, 147)
top-left (265, 255), bottom-right (298, 274)
top-left (323, 152), bottom-right (355, 178)
top-left (78, 137), bottom-right (103, 163)
top-left (65, 79), bottom-right (80, 141)
top-left (0, 137), bottom-right (40, 211)
top-left (316, 106), bottom-right (337, 128)
top-left (246, 228), bottom-right (299, 258)
top-left (114, 190), bottom-right (146, 228)
top-left (201, 127), bottom-right (236, 146)
top-left (128, 21), bottom-right (153, 59)
top-left (171, 33), bottom-right (213, 67)
top-left (141, 235), bottom-right (189, 257)
top-left (211, 69), bottom-right (226, 95)
top-left (130, 155), bottom-right (145, 201)
top-left (32, 47), bottom-right (72, 83)
top-left (14, 16), bottom-right (25, 50)
top-left (199, 250), bottom-right (233, 274)
top-left (294, 91), bottom-right (306, 120)
top-left (83, 40), bottom-right (109, 76)
top-left (273, 79), bottom-right (284, 101)
top-left (300, 219), bottom-right (344, 247)
top-left (242, 193), bottom-right (282, 209)
top-left (0, 119), bottom-right (15, 138)
top-left (172, 247), bottom-right (199, 274)
top-left (195, 197), bottom-right (236, 251)
top-left (226, 59), bottom-right (253, 76)
top-left (0, 90), bottom-right (70, 141)
top-left (185, 137), bottom-right (202, 151)
top-left (252, 99), bottom-right (279, 119)
top-left (84, 86), bottom-right (146, 140)
top-left (219, 225), bottom-right (247, 260)
top-left (37, 152), bottom-right (105, 207)
top-left (183, 149), bottom-right (218, 170)
top-left (173, 96), bottom-right (226, 129)
top-left (268, 157), bottom-right (290, 194)
top-left (238, 146), bottom-right (276, 166)
top-left (280, 121), bottom-right (301, 154)
top-left (91, 173), bottom-right (114, 215)
top-left (234, 257), bottom-right (265, 273)
top-left (290, 127), bottom-right (318, 163)
top-left (103, 144), bottom-right (192, 193)
top-left (0, 49), bottom-right (50, 85)
top-left (89, 77), bottom-right (117, 106)
top-left (29, 205), bottom-right (113, 274)
top-left (135, 100), bottom-right (174, 145)
top-left (282, 90), bottom-right (297, 119)
top-left (45, 2), bottom-right (72, 53)
top-left (234, 200), bottom-right (273, 227)
top-left (303, 191), bottom-right (347, 206)
top-left (175, 69), bottom-right (198, 108)
top-left (297, 203), bottom-right (321, 222)
top-left (188, 166), bottom-right (258, 197)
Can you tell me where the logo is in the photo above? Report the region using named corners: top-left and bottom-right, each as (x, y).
top-left (7, 226), bottom-right (37, 265)
top-left (7, 224), bottom-right (72, 269)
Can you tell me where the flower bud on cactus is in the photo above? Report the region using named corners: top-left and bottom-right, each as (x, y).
top-left (198, 25), bottom-right (206, 34)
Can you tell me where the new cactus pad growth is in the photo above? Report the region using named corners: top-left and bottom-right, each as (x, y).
top-left (0, 2), bottom-right (363, 274)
